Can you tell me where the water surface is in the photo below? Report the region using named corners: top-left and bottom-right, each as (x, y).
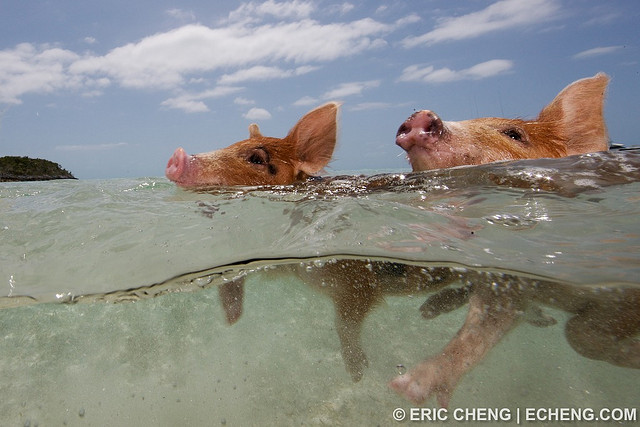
top-left (1, 151), bottom-right (639, 425)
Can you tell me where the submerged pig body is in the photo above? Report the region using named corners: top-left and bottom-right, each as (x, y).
top-left (166, 102), bottom-right (339, 187)
top-left (396, 73), bottom-right (610, 171)
top-left (164, 102), bottom-right (462, 386)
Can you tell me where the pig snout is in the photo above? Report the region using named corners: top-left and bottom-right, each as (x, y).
top-left (165, 147), bottom-right (189, 182)
top-left (396, 110), bottom-right (444, 151)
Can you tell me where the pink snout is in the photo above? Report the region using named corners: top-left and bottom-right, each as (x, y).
top-left (396, 110), bottom-right (444, 151)
top-left (165, 147), bottom-right (188, 182)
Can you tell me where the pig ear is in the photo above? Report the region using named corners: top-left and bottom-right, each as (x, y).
top-left (248, 123), bottom-right (262, 138)
top-left (287, 102), bottom-right (340, 174)
top-left (538, 73), bottom-right (609, 155)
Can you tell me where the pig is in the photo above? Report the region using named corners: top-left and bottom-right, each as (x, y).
top-left (165, 102), bottom-right (459, 382)
top-left (166, 102), bottom-right (339, 188)
top-left (396, 73), bottom-right (609, 171)
top-left (390, 73), bottom-right (640, 407)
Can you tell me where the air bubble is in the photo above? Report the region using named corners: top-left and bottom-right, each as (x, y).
top-left (194, 276), bottom-right (213, 287)
top-left (484, 213), bottom-right (538, 229)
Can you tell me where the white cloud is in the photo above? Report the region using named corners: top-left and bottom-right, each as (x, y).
top-left (56, 142), bottom-right (128, 151)
top-left (394, 14), bottom-right (421, 27)
top-left (166, 8), bottom-right (196, 23)
top-left (69, 19), bottom-right (390, 90)
top-left (464, 60), bottom-right (514, 79)
top-left (349, 102), bottom-right (392, 111)
top-left (84, 37), bottom-right (97, 45)
top-left (375, 5), bottom-right (388, 14)
top-left (327, 3), bottom-right (355, 15)
top-left (398, 59), bottom-right (514, 83)
top-left (161, 97), bottom-right (209, 113)
top-left (294, 79), bottom-right (381, 107)
top-left (227, 0), bottom-right (315, 23)
top-left (293, 96), bottom-right (318, 106)
top-left (0, 43), bottom-right (82, 104)
top-left (234, 97), bottom-right (256, 105)
top-left (243, 107), bottom-right (272, 120)
top-left (572, 45), bottom-right (623, 60)
top-left (218, 65), bottom-right (318, 85)
top-left (81, 90), bottom-right (104, 98)
top-left (322, 80), bottom-right (380, 99)
top-left (402, 0), bottom-right (560, 47)
top-left (0, 3), bottom-right (395, 107)
top-left (161, 86), bottom-right (244, 113)
top-left (582, 7), bottom-right (620, 27)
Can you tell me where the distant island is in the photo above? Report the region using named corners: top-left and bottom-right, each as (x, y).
top-left (0, 156), bottom-right (76, 182)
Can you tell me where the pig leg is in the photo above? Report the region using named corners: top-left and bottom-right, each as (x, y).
top-left (218, 278), bottom-right (245, 325)
top-left (389, 287), bottom-right (520, 407)
top-left (420, 286), bottom-right (556, 328)
top-left (565, 300), bottom-right (640, 369)
top-left (420, 286), bottom-right (470, 319)
top-left (332, 284), bottom-right (382, 382)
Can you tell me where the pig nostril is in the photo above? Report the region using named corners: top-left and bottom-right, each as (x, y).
top-left (424, 123), bottom-right (436, 135)
top-left (423, 112), bottom-right (442, 136)
top-left (396, 123), bottom-right (410, 137)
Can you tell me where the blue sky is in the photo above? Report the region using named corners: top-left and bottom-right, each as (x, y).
top-left (1, 0), bottom-right (638, 179)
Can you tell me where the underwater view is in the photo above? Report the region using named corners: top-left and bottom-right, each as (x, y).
top-left (1, 150), bottom-right (639, 426)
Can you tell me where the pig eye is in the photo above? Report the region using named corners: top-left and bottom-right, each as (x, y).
top-left (247, 148), bottom-right (269, 165)
top-left (248, 153), bottom-right (264, 165)
top-left (502, 128), bottom-right (526, 143)
top-left (246, 147), bottom-right (277, 175)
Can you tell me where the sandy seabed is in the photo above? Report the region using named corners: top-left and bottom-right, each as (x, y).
top-left (1, 271), bottom-right (638, 427)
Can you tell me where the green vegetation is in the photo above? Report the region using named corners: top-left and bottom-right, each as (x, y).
top-left (0, 156), bottom-right (76, 182)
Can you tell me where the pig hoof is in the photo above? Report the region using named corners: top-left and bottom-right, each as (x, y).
top-left (525, 305), bottom-right (557, 327)
top-left (389, 374), bottom-right (429, 405)
top-left (388, 360), bottom-right (455, 408)
top-left (344, 351), bottom-right (368, 382)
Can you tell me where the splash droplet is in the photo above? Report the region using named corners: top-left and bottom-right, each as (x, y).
top-left (8, 275), bottom-right (15, 297)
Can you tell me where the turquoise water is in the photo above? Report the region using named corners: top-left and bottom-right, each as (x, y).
top-left (1, 151), bottom-right (639, 425)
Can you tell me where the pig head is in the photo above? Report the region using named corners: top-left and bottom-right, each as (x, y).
top-left (396, 73), bottom-right (609, 171)
top-left (166, 102), bottom-right (340, 187)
